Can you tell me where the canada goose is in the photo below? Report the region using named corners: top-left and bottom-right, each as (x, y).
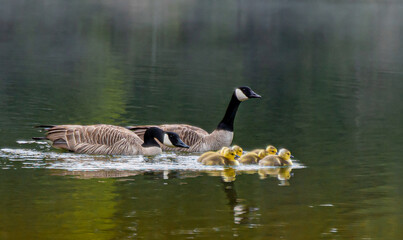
top-left (239, 150), bottom-right (267, 164)
top-left (259, 148), bottom-right (293, 166)
top-left (201, 148), bottom-right (239, 166)
top-left (250, 145), bottom-right (277, 155)
top-left (126, 86), bottom-right (261, 152)
top-left (33, 124), bottom-right (189, 155)
top-left (197, 146), bottom-right (230, 163)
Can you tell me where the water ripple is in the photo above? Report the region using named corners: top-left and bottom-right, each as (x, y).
top-left (0, 147), bottom-right (305, 172)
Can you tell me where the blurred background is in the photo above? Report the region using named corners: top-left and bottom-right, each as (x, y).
top-left (0, 0), bottom-right (402, 239)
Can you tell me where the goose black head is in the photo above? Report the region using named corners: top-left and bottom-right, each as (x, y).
top-left (163, 132), bottom-right (190, 148)
top-left (143, 127), bottom-right (189, 148)
top-left (235, 86), bottom-right (261, 101)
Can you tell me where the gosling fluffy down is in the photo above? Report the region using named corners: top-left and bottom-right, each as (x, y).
top-left (259, 148), bottom-right (293, 166)
top-left (239, 150), bottom-right (267, 164)
top-left (197, 146), bottom-right (230, 163)
top-left (250, 145), bottom-right (277, 155)
top-left (126, 87), bottom-right (261, 152)
top-left (197, 145), bottom-right (243, 163)
top-left (201, 149), bottom-right (239, 166)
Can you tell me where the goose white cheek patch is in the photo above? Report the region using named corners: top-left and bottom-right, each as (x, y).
top-left (235, 89), bottom-right (248, 101)
top-left (163, 134), bottom-right (175, 147)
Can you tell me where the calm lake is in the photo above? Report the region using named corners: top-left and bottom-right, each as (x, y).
top-left (1, 0), bottom-right (403, 239)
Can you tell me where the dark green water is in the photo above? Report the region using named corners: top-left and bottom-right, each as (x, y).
top-left (1, 0), bottom-right (403, 239)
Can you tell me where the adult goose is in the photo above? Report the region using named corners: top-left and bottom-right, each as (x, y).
top-left (33, 124), bottom-right (189, 155)
top-left (127, 86), bottom-right (261, 152)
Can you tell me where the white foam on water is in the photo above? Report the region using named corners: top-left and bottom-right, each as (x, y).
top-left (0, 147), bottom-right (306, 172)
top-left (17, 140), bottom-right (49, 145)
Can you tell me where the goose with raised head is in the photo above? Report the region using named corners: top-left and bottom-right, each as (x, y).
top-left (33, 124), bottom-right (189, 155)
top-left (127, 86), bottom-right (261, 152)
top-left (259, 148), bottom-right (293, 166)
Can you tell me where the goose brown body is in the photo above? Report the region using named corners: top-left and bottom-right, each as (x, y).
top-left (37, 124), bottom-right (181, 155)
top-left (130, 125), bottom-right (233, 152)
top-left (197, 146), bottom-right (230, 163)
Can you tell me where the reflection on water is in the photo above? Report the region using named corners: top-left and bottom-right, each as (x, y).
top-left (1, 0), bottom-right (403, 239)
top-left (1, 145), bottom-right (301, 187)
top-left (50, 167), bottom-right (295, 229)
top-left (0, 145), bottom-right (305, 173)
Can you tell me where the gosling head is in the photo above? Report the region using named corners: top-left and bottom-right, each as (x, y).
top-left (278, 148), bottom-right (293, 161)
top-left (235, 86), bottom-right (261, 102)
top-left (222, 148), bottom-right (237, 161)
top-left (163, 132), bottom-right (190, 148)
top-left (231, 145), bottom-right (243, 157)
top-left (266, 145), bottom-right (277, 155)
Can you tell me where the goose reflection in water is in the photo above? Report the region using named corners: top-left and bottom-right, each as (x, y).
top-left (51, 169), bottom-right (142, 179)
top-left (219, 169), bottom-right (261, 225)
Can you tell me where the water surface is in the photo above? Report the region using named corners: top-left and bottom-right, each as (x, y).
top-left (1, 0), bottom-right (403, 239)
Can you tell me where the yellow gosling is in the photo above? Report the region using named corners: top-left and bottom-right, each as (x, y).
top-left (197, 146), bottom-right (230, 162)
top-left (259, 148), bottom-right (293, 166)
top-left (250, 145), bottom-right (277, 155)
top-left (201, 149), bottom-right (239, 166)
top-left (231, 145), bottom-right (243, 158)
top-left (239, 150), bottom-right (267, 164)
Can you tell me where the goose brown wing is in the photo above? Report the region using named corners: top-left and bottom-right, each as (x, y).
top-left (127, 124), bottom-right (209, 147)
top-left (45, 124), bottom-right (141, 152)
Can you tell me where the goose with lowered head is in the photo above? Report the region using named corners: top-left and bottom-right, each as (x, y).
top-left (33, 124), bottom-right (189, 155)
top-left (127, 86), bottom-right (261, 152)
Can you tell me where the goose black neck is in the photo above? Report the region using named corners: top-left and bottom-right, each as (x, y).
top-left (216, 93), bottom-right (241, 132)
top-left (142, 127), bottom-right (164, 148)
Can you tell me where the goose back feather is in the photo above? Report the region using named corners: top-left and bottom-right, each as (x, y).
top-left (41, 124), bottom-right (160, 155)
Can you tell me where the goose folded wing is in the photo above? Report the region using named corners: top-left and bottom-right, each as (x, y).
top-left (46, 125), bottom-right (141, 152)
top-left (127, 124), bottom-right (209, 147)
